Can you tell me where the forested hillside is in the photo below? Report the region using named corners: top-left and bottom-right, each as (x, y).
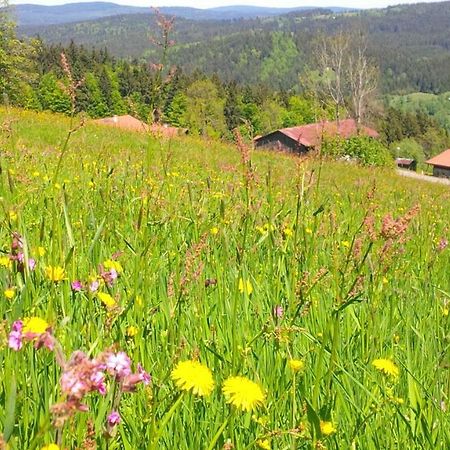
top-left (18, 1), bottom-right (450, 94)
top-left (8, 2), bottom-right (352, 26)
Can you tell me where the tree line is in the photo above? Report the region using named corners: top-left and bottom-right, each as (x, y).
top-left (1, 5), bottom-right (449, 164)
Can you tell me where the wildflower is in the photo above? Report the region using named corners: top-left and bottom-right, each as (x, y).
top-left (137, 363), bottom-right (151, 385)
top-left (8, 317), bottom-right (53, 351)
top-left (288, 359), bottom-right (305, 372)
top-left (257, 439), bottom-right (271, 449)
top-left (9, 210), bottom-right (18, 222)
top-left (4, 287), bottom-right (15, 299)
top-left (17, 253), bottom-right (36, 272)
top-left (37, 246), bottom-right (46, 257)
top-left (171, 360), bottom-right (214, 397)
top-left (89, 278), bottom-right (100, 293)
top-left (320, 420), bottom-right (336, 436)
top-left (23, 317), bottom-right (49, 335)
top-left (106, 352), bottom-right (132, 378)
top-left (273, 305), bottom-right (284, 319)
top-left (71, 280), bottom-right (83, 292)
top-left (97, 292), bottom-right (116, 309)
top-left (283, 227), bottom-right (293, 237)
top-left (372, 358), bottom-right (400, 379)
top-left (103, 259), bottom-right (123, 274)
top-left (0, 256), bottom-right (12, 269)
top-left (60, 351), bottom-right (107, 398)
top-left (45, 266), bottom-right (66, 282)
top-left (107, 411), bottom-right (121, 427)
top-left (41, 445), bottom-right (59, 450)
top-left (239, 278), bottom-right (253, 295)
top-left (222, 376), bottom-right (265, 412)
top-left (210, 227), bottom-right (219, 235)
top-left (127, 325), bottom-right (138, 337)
top-left (8, 320), bottom-right (23, 351)
top-left (122, 363), bottom-right (151, 392)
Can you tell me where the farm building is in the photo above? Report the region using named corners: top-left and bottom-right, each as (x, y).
top-left (92, 115), bottom-right (187, 137)
top-left (426, 149), bottom-right (450, 178)
top-left (395, 158), bottom-right (417, 171)
top-left (254, 119), bottom-right (379, 154)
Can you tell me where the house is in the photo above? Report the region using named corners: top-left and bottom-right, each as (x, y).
top-left (93, 115), bottom-right (148, 132)
top-left (395, 158), bottom-right (417, 171)
top-left (426, 149), bottom-right (450, 178)
top-left (254, 119), bottom-right (379, 154)
top-left (92, 115), bottom-right (187, 137)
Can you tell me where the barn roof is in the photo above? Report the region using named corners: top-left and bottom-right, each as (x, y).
top-left (92, 115), bottom-right (187, 137)
top-left (426, 149), bottom-right (450, 169)
top-left (256, 119), bottom-right (379, 148)
top-left (92, 115), bottom-right (148, 132)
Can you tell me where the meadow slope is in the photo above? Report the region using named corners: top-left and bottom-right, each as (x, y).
top-left (0, 108), bottom-right (449, 449)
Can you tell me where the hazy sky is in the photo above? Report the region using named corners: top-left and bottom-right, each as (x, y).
top-left (8, 0), bottom-right (447, 9)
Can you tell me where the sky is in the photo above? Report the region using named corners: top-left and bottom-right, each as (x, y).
top-left (7, 0), bottom-right (447, 9)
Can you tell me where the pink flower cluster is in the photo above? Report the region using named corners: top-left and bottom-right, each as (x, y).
top-left (52, 349), bottom-right (150, 427)
top-left (8, 320), bottom-right (54, 352)
top-left (71, 259), bottom-right (121, 293)
top-left (59, 350), bottom-right (150, 400)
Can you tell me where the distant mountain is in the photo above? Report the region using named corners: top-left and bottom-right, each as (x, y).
top-left (5, 2), bottom-right (357, 26)
top-left (12, 1), bottom-right (450, 94)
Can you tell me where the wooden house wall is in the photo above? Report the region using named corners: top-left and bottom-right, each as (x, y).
top-left (255, 132), bottom-right (308, 154)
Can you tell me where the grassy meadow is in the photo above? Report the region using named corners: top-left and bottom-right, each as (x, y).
top-left (0, 107), bottom-right (449, 449)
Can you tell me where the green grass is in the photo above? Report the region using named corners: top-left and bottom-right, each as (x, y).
top-left (0, 107), bottom-right (449, 449)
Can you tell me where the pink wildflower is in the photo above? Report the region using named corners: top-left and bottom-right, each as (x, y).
top-left (107, 411), bottom-right (121, 427)
top-left (106, 352), bottom-right (132, 378)
top-left (89, 280), bottom-right (100, 292)
top-left (273, 305), bottom-right (284, 319)
top-left (71, 280), bottom-right (83, 291)
top-left (8, 320), bottom-right (23, 351)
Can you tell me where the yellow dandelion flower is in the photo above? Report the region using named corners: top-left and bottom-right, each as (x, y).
top-left (341, 240), bottom-right (351, 248)
top-left (37, 246), bottom-right (46, 257)
top-left (257, 439), bottom-right (271, 450)
top-left (171, 360), bottom-right (214, 397)
top-left (103, 259), bottom-right (123, 273)
top-left (222, 376), bottom-right (265, 412)
top-left (283, 227), bottom-right (293, 237)
top-left (97, 292), bottom-right (116, 309)
top-left (238, 278), bottom-right (253, 295)
top-left (210, 227), bottom-right (219, 235)
top-left (305, 228), bottom-right (313, 234)
top-left (127, 325), bottom-right (138, 337)
top-left (320, 420), bottom-right (336, 436)
top-left (45, 266), bottom-right (66, 282)
top-left (22, 317), bottom-right (49, 335)
top-left (0, 256), bottom-right (12, 269)
top-left (41, 444), bottom-right (59, 450)
top-left (9, 210), bottom-right (18, 222)
top-left (288, 359), bottom-right (305, 372)
top-left (4, 287), bottom-right (15, 299)
top-left (372, 358), bottom-right (400, 378)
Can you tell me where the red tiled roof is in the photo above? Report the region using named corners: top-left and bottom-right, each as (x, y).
top-left (92, 115), bottom-right (187, 137)
top-left (92, 115), bottom-right (148, 132)
top-left (426, 149), bottom-right (450, 168)
top-left (260, 119), bottom-right (379, 148)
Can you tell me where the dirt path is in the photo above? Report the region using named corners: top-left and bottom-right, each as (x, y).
top-left (397, 169), bottom-right (450, 186)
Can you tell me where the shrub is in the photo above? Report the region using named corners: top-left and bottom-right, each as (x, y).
top-left (322, 136), bottom-right (393, 166)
